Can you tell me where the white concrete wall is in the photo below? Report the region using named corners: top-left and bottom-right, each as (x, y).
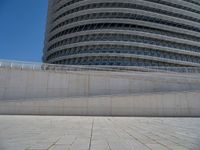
top-left (0, 91), bottom-right (199, 116)
top-left (1, 68), bottom-right (200, 100)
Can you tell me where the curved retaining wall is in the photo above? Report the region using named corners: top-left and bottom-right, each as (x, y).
top-left (0, 91), bottom-right (199, 116)
top-left (43, 0), bottom-right (200, 67)
top-left (1, 68), bottom-right (200, 100)
top-left (0, 67), bottom-right (200, 116)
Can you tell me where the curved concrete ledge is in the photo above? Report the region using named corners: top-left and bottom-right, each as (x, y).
top-left (0, 90), bottom-right (199, 116)
top-left (1, 67), bottom-right (200, 100)
top-left (1, 65), bottom-right (200, 116)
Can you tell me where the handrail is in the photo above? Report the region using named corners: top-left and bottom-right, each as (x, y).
top-left (0, 59), bottom-right (200, 74)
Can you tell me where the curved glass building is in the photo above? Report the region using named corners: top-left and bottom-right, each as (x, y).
top-left (43, 0), bottom-right (200, 67)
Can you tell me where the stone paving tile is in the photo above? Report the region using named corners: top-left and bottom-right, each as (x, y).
top-left (124, 139), bottom-right (150, 150)
top-left (146, 144), bottom-right (169, 150)
top-left (49, 144), bottom-right (68, 150)
top-left (0, 116), bottom-right (200, 150)
top-left (26, 142), bottom-right (53, 150)
top-left (90, 140), bottom-right (110, 150)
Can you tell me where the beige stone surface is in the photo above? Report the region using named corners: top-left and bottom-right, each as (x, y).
top-left (0, 116), bottom-right (200, 150)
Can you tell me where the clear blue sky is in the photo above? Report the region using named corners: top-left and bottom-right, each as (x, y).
top-left (0, 0), bottom-right (48, 62)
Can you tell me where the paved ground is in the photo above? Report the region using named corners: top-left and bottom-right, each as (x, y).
top-left (0, 116), bottom-right (200, 150)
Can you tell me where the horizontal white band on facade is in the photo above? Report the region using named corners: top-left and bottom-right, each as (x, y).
top-left (53, 0), bottom-right (200, 19)
top-left (50, 8), bottom-right (200, 32)
top-left (52, 0), bottom-right (200, 25)
top-left (46, 29), bottom-right (200, 50)
top-left (47, 53), bottom-right (200, 67)
top-left (44, 40), bottom-right (200, 59)
top-left (48, 19), bottom-right (200, 41)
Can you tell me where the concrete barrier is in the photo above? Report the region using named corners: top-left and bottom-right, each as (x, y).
top-left (0, 91), bottom-right (199, 116)
top-left (0, 67), bottom-right (200, 116)
top-left (1, 68), bottom-right (200, 100)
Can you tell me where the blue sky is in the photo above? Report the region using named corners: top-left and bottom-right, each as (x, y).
top-left (0, 0), bottom-right (48, 62)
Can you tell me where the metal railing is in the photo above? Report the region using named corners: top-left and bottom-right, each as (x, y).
top-left (1, 59), bottom-right (200, 74)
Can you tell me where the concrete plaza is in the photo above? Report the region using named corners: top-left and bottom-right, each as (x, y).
top-left (0, 116), bottom-right (199, 150)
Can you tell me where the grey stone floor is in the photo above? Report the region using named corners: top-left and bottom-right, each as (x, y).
top-left (0, 116), bottom-right (200, 150)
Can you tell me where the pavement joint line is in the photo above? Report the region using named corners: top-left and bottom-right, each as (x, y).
top-left (107, 118), bottom-right (152, 150)
top-left (67, 136), bottom-right (77, 150)
top-left (145, 119), bottom-right (198, 149)
top-left (88, 118), bottom-right (94, 150)
top-left (120, 119), bottom-right (175, 149)
top-left (139, 120), bottom-right (198, 149)
top-left (102, 118), bottom-right (113, 150)
top-left (106, 139), bottom-right (112, 150)
top-left (140, 124), bottom-right (193, 149)
top-left (100, 118), bottom-right (112, 150)
top-left (105, 118), bottom-right (145, 149)
top-left (124, 121), bottom-right (172, 150)
top-left (141, 122), bottom-right (185, 148)
top-left (44, 133), bottom-right (65, 150)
